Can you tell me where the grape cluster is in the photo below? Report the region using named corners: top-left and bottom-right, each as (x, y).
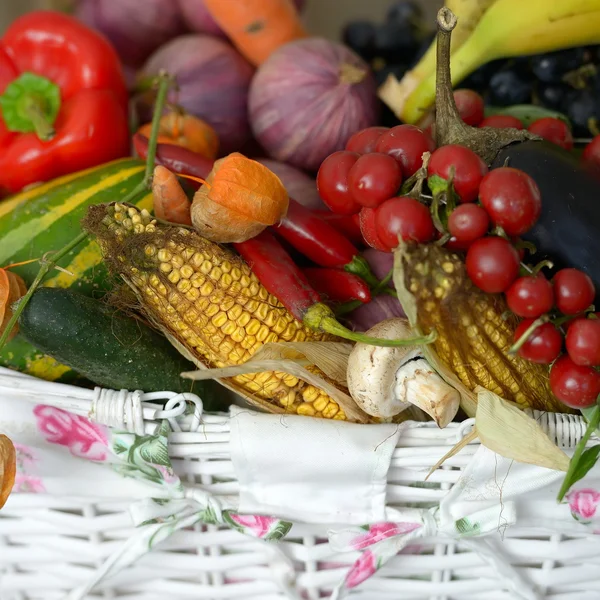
top-left (463, 47), bottom-right (600, 138)
top-left (316, 122), bottom-right (600, 411)
top-left (341, 1), bottom-right (434, 126)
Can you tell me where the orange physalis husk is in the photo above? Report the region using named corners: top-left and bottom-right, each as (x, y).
top-left (0, 434), bottom-right (16, 510)
top-left (191, 152), bottom-right (289, 243)
top-left (138, 112), bottom-right (219, 160)
top-left (0, 268), bottom-right (27, 342)
top-left (152, 165), bottom-right (193, 226)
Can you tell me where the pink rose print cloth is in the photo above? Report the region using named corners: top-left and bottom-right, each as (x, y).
top-left (33, 405), bottom-right (108, 462)
top-left (567, 488), bottom-right (600, 523)
top-left (12, 444), bottom-right (45, 494)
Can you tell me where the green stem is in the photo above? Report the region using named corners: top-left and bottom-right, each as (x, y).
top-left (304, 302), bottom-right (437, 347)
top-left (335, 299), bottom-right (364, 316)
top-left (22, 97), bottom-right (55, 141)
top-left (0, 231), bottom-right (88, 350)
top-left (508, 315), bottom-right (548, 355)
top-left (557, 404), bottom-right (600, 502)
top-left (344, 255), bottom-right (380, 289)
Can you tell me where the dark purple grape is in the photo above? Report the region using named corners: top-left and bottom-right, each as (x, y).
top-left (566, 89), bottom-right (599, 136)
top-left (530, 48), bottom-right (587, 83)
top-left (489, 70), bottom-right (533, 106)
top-left (386, 1), bottom-right (423, 25)
top-left (537, 83), bottom-right (570, 111)
top-left (373, 22), bottom-right (418, 62)
top-left (375, 63), bottom-right (408, 87)
top-left (462, 59), bottom-right (506, 92)
top-left (342, 21), bottom-right (376, 60)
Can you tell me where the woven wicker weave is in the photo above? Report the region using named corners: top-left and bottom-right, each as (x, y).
top-left (1, 367), bottom-right (599, 600)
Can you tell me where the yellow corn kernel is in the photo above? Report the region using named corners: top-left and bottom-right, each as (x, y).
top-left (88, 204), bottom-right (348, 423)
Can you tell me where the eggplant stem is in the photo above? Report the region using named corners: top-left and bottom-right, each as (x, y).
top-left (434, 8), bottom-right (538, 165)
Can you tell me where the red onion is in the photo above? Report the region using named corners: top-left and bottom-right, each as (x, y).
top-left (142, 35), bottom-right (254, 154)
top-left (255, 158), bottom-right (325, 210)
top-left (248, 38), bottom-right (379, 172)
top-left (75, 0), bottom-right (184, 68)
top-left (345, 249), bottom-right (406, 332)
top-left (177, 0), bottom-right (306, 37)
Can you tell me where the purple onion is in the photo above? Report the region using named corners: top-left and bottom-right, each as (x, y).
top-left (75, 0), bottom-right (184, 68)
top-left (255, 158), bottom-right (326, 210)
top-left (142, 35), bottom-right (254, 154)
top-left (248, 38), bottom-right (379, 172)
top-left (177, 0), bottom-right (306, 37)
top-left (346, 249), bottom-right (406, 332)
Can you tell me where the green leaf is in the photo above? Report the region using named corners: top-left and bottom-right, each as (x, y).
top-left (139, 437), bottom-right (171, 467)
top-left (484, 104), bottom-right (571, 128)
top-left (155, 420), bottom-right (171, 439)
top-left (200, 504), bottom-right (219, 525)
top-left (112, 440), bottom-right (128, 455)
top-left (264, 521), bottom-right (292, 541)
top-left (455, 517), bottom-right (481, 537)
top-left (558, 403), bottom-right (600, 502)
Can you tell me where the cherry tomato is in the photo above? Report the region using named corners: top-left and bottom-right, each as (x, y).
top-left (465, 236), bottom-right (520, 293)
top-left (479, 115), bottom-right (523, 130)
top-left (566, 318), bottom-right (600, 366)
top-left (505, 274), bottom-right (554, 318)
top-left (479, 167), bottom-right (542, 236)
top-left (447, 204), bottom-right (489, 243)
top-left (428, 144), bottom-right (488, 203)
top-left (445, 236), bottom-right (473, 252)
top-left (345, 126), bottom-right (389, 154)
top-left (582, 135), bottom-right (600, 168)
top-left (453, 89), bottom-right (485, 127)
top-left (549, 355), bottom-right (600, 408)
top-left (348, 153), bottom-right (403, 208)
top-left (514, 319), bottom-right (563, 364)
top-left (316, 151), bottom-right (361, 215)
top-left (375, 197), bottom-right (435, 250)
top-left (375, 124), bottom-right (436, 177)
top-left (359, 206), bottom-right (389, 252)
top-left (553, 268), bottom-right (595, 315)
top-left (528, 117), bottom-right (574, 150)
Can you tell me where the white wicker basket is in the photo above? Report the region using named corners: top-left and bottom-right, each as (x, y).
top-left (1, 366), bottom-right (600, 600)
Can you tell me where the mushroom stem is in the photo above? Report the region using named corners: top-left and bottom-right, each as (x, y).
top-left (395, 358), bottom-right (461, 428)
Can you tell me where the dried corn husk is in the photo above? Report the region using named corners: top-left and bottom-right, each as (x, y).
top-left (475, 388), bottom-right (570, 472)
top-left (0, 434), bottom-right (16, 510)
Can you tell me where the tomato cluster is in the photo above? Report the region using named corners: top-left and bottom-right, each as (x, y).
top-left (316, 90), bottom-right (600, 413)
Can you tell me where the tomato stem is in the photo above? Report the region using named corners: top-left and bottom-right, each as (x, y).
top-left (508, 315), bottom-right (549, 355)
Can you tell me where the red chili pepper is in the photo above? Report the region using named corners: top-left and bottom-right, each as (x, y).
top-left (275, 199), bottom-right (379, 287)
top-left (302, 267), bottom-right (371, 304)
top-left (234, 230), bottom-right (434, 348)
top-left (0, 11), bottom-right (130, 194)
top-left (312, 210), bottom-right (364, 247)
top-left (133, 133), bottom-right (214, 181)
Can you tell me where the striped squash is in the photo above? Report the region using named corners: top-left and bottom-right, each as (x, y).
top-left (0, 158), bottom-right (153, 381)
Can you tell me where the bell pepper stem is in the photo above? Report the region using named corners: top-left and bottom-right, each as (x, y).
top-left (0, 231), bottom-right (88, 350)
top-left (0, 73), bottom-right (174, 351)
top-left (304, 302), bottom-right (437, 347)
top-left (21, 96), bottom-right (55, 141)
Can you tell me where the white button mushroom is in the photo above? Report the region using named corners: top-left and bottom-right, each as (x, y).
top-left (346, 318), bottom-right (460, 427)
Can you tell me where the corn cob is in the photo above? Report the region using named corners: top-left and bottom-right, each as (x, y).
top-left (83, 203), bottom-right (349, 420)
top-left (399, 243), bottom-right (568, 413)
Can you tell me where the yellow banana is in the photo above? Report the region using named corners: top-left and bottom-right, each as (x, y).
top-left (396, 0), bottom-right (600, 124)
top-left (379, 0), bottom-right (499, 122)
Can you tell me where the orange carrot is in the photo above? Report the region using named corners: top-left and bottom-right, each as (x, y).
top-left (152, 166), bottom-right (193, 226)
top-left (138, 113), bottom-right (219, 160)
top-left (0, 268), bottom-right (27, 343)
top-left (203, 0), bottom-right (308, 66)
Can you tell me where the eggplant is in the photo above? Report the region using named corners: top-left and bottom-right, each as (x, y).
top-left (492, 141), bottom-right (600, 303)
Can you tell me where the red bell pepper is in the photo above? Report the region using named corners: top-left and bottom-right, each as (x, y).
top-left (0, 11), bottom-right (130, 195)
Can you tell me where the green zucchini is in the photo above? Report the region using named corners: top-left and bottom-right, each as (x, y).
top-left (18, 288), bottom-right (224, 410)
top-left (0, 158), bottom-right (153, 381)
